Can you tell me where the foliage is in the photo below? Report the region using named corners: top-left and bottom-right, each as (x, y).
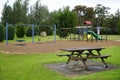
top-left (49, 11), bottom-right (59, 25)
top-left (1, 2), bottom-right (13, 26)
top-left (28, 0), bottom-right (49, 24)
top-left (5, 24), bottom-right (15, 40)
top-left (116, 19), bottom-right (120, 34)
top-left (12, 0), bottom-right (29, 24)
top-left (57, 7), bottom-right (78, 37)
top-left (0, 24), bottom-right (4, 42)
top-left (26, 25), bottom-right (39, 37)
top-left (95, 4), bottom-right (110, 26)
top-left (1, 0), bottom-right (120, 35)
top-left (16, 23), bottom-right (25, 38)
top-left (39, 26), bottom-right (53, 36)
top-left (84, 7), bottom-right (95, 22)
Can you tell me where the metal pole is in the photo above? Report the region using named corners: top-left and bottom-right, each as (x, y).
top-left (54, 24), bottom-right (56, 43)
top-left (6, 22), bottom-right (8, 46)
top-left (32, 24), bottom-right (34, 44)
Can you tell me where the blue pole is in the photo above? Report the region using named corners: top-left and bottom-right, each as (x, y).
top-left (32, 24), bottom-right (34, 44)
top-left (6, 22), bottom-right (8, 46)
top-left (54, 24), bottom-right (56, 43)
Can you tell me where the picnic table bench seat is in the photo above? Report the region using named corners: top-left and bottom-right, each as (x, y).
top-left (70, 54), bottom-right (111, 61)
top-left (57, 54), bottom-right (111, 60)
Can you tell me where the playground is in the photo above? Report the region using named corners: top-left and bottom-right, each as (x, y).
top-left (0, 40), bottom-right (120, 54)
top-left (0, 21), bottom-right (120, 80)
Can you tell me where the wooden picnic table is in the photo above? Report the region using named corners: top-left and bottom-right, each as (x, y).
top-left (57, 47), bottom-right (111, 70)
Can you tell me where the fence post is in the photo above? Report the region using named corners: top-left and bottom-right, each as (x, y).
top-left (32, 24), bottom-right (34, 44)
top-left (54, 24), bottom-right (56, 43)
top-left (6, 22), bottom-right (8, 46)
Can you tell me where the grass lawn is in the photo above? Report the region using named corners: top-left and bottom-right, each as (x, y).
top-left (0, 46), bottom-right (120, 80)
top-left (3, 35), bottom-right (120, 43)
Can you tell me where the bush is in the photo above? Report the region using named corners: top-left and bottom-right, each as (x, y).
top-left (26, 25), bottom-right (39, 37)
top-left (34, 26), bottom-right (39, 36)
top-left (39, 26), bottom-right (53, 36)
top-left (0, 24), bottom-right (4, 42)
top-left (26, 26), bottom-right (32, 37)
top-left (16, 23), bottom-right (25, 38)
top-left (5, 24), bottom-right (15, 40)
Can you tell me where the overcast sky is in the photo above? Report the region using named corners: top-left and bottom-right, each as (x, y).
top-left (0, 0), bottom-right (120, 20)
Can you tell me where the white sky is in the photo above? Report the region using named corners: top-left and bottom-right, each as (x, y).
top-left (0, 0), bottom-right (120, 20)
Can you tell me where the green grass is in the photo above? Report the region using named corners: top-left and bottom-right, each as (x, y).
top-left (3, 35), bottom-right (120, 43)
top-left (3, 35), bottom-right (60, 43)
top-left (0, 46), bottom-right (120, 80)
top-left (106, 35), bottom-right (120, 40)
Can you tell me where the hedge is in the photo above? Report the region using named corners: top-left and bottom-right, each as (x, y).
top-left (0, 24), bottom-right (4, 42)
top-left (5, 24), bottom-right (15, 40)
top-left (16, 23), bottom-right (25, 38)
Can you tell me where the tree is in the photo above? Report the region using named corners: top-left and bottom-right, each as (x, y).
top-left (95, 4), bottom-right (110, 27)
top-left (12, 0), bottom-right (29, 24)
top-left (84, 7), bottom-right (95, 23)
top-left (56, 6), bottom-right (78, 37)
top-left (74, 5), bottom-right (86, 25)
top-left (0, 24), bottom-right (4, 42)
top-left (29, 0), bottom-right (49, 24)
top-left (49, 11), bottom-right (59, 25)
top-left (22, 0), bottom-right (29, 23)
top-left (115, 9), bottom-right (120, 34)
top-left (116, 19), bottom-right (120, 34)
top-left (58, 7), bottom-right (78, 28)
top-left (1, 1), bottom-right (13, 26)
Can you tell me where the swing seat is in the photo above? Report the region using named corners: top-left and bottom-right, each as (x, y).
top-left (16, 39), bottom-right (25, 42)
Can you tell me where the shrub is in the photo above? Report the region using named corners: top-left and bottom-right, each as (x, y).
top-left (16, 23), bottom-right (25, 38)
top-left (26, 26), bottom-right (32, 37)
top-left (26, 25), bottom-right (39, 37)
top-left (0, 24), bottom-right (4, 42)
top-left (5, 24), bottom-right (15, 40)
top-left (34, 26), bottom-right (39, 36)
top-left (39, 26), bottom-right (53, 36)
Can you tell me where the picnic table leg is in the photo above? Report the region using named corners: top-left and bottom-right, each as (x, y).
top-left (82, 60), bottom-right (88, 70)
top-left (100, 58), bottom-right (108, 68)
top-left (66, 56), bottom-right (71, 64)
top-left (79, 51), bottom-right (88, 70)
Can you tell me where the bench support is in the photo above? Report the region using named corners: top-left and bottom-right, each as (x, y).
top-left (101, 57), bottom-right (108, 68)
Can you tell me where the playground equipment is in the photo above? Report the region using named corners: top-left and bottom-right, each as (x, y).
top-left (88, 30), bottom-right (101, 40)
top-left (5, 22), bottom-right (56, 46)
top-left (72, 21), bottom-right (107, 42)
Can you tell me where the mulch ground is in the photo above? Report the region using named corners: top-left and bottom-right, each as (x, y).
top-left (0, 40), bottom-right (120, 54)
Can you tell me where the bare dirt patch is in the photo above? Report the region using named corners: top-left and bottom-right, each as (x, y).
top-left (0, 40), bottom-right (120, 54)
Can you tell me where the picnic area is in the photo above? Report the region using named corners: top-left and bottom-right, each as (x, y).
top-left (0, 39), bottom-right (120, 80)
top-left (0, 0), bottom-right (120, 80)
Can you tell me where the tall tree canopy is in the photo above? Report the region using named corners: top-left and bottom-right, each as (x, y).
top-left (1, 2), bottom-right (13, 26)
top-left (95, 4), bottom-right (110, 26)
top-left (12, 0), bottom-right (29, 24)
top-left (28, 0), bottom-right (49, 24)
top-left (58, 6), bottom-right (78, 28)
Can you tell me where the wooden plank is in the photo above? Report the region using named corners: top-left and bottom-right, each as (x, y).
top-left (60, 47), bottom-right (105, 52)
top-left (70, 55), bottom-right (111, 61)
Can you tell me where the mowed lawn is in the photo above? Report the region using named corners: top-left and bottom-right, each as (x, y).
top-left (0, 46), bottom-right (120, 80)
top-left (3, 35), bottom-right (120, 43)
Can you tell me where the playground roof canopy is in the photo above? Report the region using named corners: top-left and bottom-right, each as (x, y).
top-left (84, 21), bottom-right (92, 25)
top-left (76, 26), bottom-right (91, 29)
